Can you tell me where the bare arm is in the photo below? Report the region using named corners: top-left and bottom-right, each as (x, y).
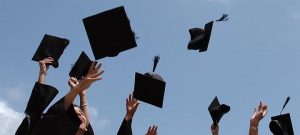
top-left (38, 57), bottom-right (53, 84)
top-left (80, 91), bottom-right (89, 125)
top-left (249, 102), bottom-right (267, 135)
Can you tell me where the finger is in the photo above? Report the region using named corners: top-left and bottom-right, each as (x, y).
top-left (129, 94), bottom-right (132, 101)
top-left (94, 63), bottom-right (102, 72)
top-left (89, 72), bottom-right (101, 78)
top-left (126, 98), bottom-right (129, 106)
top-left (153, 126), bottom-right (158, 132)
top-left (88, 61), bottom-right (97, 73)
top-left (99, 70), bottom-right (105, 76)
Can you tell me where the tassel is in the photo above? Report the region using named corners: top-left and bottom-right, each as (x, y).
top-left (152, 55), bottom-right (160, 72)
top-left (216, 14), bottom-right (229, 22)
top-left (280, 96), bottom-right (290, 115)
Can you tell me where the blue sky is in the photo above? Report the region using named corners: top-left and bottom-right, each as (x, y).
top-left (0, 0), bottom-right (300, 134)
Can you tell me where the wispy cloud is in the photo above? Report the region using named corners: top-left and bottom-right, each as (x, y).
top-left (88, 106), bottom-right (110, 130)
top-left (0, 84), bottom-right (30, 102)
top-left (0, 99), bottom-right (23, 135)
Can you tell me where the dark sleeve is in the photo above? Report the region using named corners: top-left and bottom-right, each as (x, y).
top-left (16, 82), bottom-right (58, 135)
top-left (117, 118), bottom-right (132, 135)
top-left (84, 124), bottom-right (94, 135)
top-left (32, 97), bottom-right (81, 135)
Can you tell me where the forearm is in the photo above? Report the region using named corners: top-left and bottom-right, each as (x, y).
top-left (80, 93), bottom-right (89, 124)
top-left (64, 88), bottom-right (79, 111)
top-left (38, 72), bottom-right (46, 84)
top-left (249, 121), bottom-right (258, 135)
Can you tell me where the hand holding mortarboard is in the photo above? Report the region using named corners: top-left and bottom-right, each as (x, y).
top-left (38, 57), bottom-right (54, 84)
top-left (208, 97), bottom-right (230, 127)
top-left (125, 94), bottom-right (140, 121)
top-left (32, 34), bottom-right (69, 68)
top-left (39, 57), bottom-right (53, 74)
top-left (146, 125), bottom-right (158, 135)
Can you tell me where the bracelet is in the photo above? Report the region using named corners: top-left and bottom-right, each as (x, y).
top-left (250, 126), bottom-right (258, 130)
top-left (81, 104), bottom-right (87, 107)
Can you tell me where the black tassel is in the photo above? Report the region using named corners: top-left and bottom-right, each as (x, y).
top-left (216, 14), bottom-right (229, 22)
top-left (152, 55), bottom-right (160, 72)
top-left (280, 96), bottom-right (290, 114)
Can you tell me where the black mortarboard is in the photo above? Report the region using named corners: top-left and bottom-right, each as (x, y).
top-left (208, 96), bottom-right (230, 126)
top-left (32, 34), bottom-right (69, 68)
top-left (133, 56), bottom-right (166, 108)
top-left (269, 113), bottom-right (294, 135)
top-left (187, 21), bottom-right (213, 52)
top-left (269, 97), bottom-right (294, 135)
top-left (83, 6), bottom-right (137, 60)
top-left (69, 51), bottom-right (94, 80)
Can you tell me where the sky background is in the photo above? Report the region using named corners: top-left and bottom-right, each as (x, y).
top-left (0, 0), bottom-right (300, 135)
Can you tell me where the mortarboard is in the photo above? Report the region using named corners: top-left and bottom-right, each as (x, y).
top-left (69, 51), bottom-right (95, 80)
top-left (133, 56), bottom-right (166, 108)
top-left (83, 6), bottom-right (137, 60)
top-left (188, 14), bottom-right (229, 52)
top-left (188, 21), bottom-right (213, 52)
top-left (32, 34), bottom-right (69, 68)
top-left (208, 96), bottom-right (230, 126)
top-left (270, 113), bottom-right (294, 135)
top-left (269, 97), bottom-right (294, 135)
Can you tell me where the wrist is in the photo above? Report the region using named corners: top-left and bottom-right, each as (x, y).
top-left (125, 113), bottom-right (133, 121)
top-left (250, 120), bottom-right (259, 128)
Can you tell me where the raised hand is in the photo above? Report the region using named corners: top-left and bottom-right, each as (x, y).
top-left (125, 94), bottom-right (139, 121)
top-left (39, 57), bottom-right (54, 74)
top-left (250, 102), bottom-right (268, 128)
top-left (74, 62), bottom-right (104, 93)
top-left (68, 77), bottom-right (79, 89)
top-left (146, 125), bottom-right (158, 135)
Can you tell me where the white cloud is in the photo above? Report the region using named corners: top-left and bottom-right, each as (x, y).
top-left (88, 106), bottom-right (110, 130)
top-left (0, 99), bottom-right (23, 135)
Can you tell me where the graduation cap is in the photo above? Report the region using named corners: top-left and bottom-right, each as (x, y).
top-left (32, 34), bottom-right (69, 68)
top-left (83, 6), bottom-right (137, 60)
top-left (208, 96), bottom-right (230, 126)
top-left (269, 97), bottom-right (294, 135)
top-left (133, 56), bottom-right (166, 108)
top-left (187, 21), bottom-right (213, 52)
top-left (69, 51), bottom-right (95, 80)
top-left (187, 14), bottom-right (229, 52)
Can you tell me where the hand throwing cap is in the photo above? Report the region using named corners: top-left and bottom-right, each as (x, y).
top-left (208, 96), bottom-right (230, 126)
